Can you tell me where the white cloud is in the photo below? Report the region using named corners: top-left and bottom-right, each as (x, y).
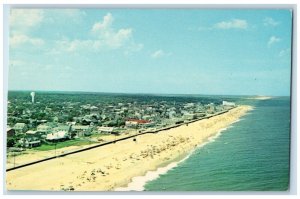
top-left (268, 36), bottom-right (281, 46)
top-left (54, 12), bottom-right (141, 53)
top-left (214, 19), bottom-right (248, 30)
top-left (9, 9), bottom-right (45, 49)
top-left (91, 13), bottom-right (133, 49)
top-left (56, 39), bottom-right (102, 52)
top-left (10, 9), bottom-right (44, 31)
top-left (151, 49), bottom-right (172, 59)
top-left (92, 12), bottom-right (114, 33)
top-left (10, 34), bottom-right (44, 48)
top-left (263, 17), bottom-right (280, 27)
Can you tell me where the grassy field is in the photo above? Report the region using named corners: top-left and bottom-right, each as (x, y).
top-left (33, 139), bottom-right (96, 151)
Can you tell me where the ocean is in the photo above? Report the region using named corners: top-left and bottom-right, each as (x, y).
top-left (140, 97), bottom-right (291, 191)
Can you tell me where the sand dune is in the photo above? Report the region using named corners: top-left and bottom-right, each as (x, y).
top-left (6, 105), bottom-right (252, 191)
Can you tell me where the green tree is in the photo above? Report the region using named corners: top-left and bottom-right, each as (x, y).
top-left (7, 138), bottom-right (16, 147)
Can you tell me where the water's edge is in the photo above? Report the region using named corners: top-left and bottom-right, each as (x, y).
top-left (115, 118), bottom-right (243, 191)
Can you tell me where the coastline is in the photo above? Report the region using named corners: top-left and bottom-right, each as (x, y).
top-left (115, 118), bottom-right (243, 191)
top-left (114, 128), bottom-right (227, 191)
top-left (6, 105), bottom-right (253, 191)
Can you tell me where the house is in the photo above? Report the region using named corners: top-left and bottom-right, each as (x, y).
top-left (222, 101), bottom-right (236, 107)
top-left (205, 103), bottom-right (216, 114)
top-left (52, 116), bottom-right (59, 122)
top-left (98, 126), bottom-right (114, 134)
top-left (26, 130), bottom-right (38, 135)
top-left (66, 121), bottom-right (76, 126)
top-left (25, 130), bottom-right (45, 140)
top-left (184, 103), bottom-right (195, 109)
top-left (72, 125), bottom-right (93, 137)
top-left (168, 111), bottom-right (177, 119)
top-left (53, 125), bottom-right (72, 133)
top-left (37, 124), bottom-right (52, 134)
top-left (183, 113), bottom-right (196, 120)
top-left (125, 119), bottom-right (153, 128)
top-left (90, 106), bottom-right (99, 114)
top-left (13, 123), bottom-right (28, 134)
top-left (46, 131), bottom-right (70, 141)
top-left (82, 118), bottom-right (92, 125)
top-left (7, 127), bottom-right (15, 138)
top-left (195, 112), bottom-right (206, 117)
top-left (18, 137), bottom-right (41, 148)
top-left (36, 119), bottom-right (48, 125)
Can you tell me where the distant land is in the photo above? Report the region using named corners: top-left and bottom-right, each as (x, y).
top-left (7, 89), bottom-right (289, 98)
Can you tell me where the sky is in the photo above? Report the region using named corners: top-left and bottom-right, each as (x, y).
top-left (8, 8), bottom-right (292, 96)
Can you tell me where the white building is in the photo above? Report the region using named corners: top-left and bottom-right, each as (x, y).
top-left (18, 138), bottom-right (41, 148)
top-left (37, 124), bottom-right (52, 134)
top-left (183, 113), bottom-right (196, 120)
top-left (222, 101), bottom-right (236, 106)
top-left (98, 126), bottom-right (114, 134)
top-left (46, 131), bottom-right (70, 141)
top-left (26, 130), bottom-right (38, 135)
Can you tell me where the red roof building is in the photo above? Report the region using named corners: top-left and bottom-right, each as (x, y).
top-left (126, 119), bottom-right (151, 124)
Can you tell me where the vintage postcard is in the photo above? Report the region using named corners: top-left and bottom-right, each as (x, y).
top-left (5, 7), bottom-right (292, 192)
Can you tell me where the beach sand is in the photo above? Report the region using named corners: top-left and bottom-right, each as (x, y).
top-left (6, 131), bottom-right (139, 169)
top-left (6, 105), bottom-right (252, 191)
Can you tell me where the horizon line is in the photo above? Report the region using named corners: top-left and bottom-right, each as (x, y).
top-left (7, 89), bottom-right (290, 97)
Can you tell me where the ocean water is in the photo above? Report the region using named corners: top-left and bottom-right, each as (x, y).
top-left (143, 97), bottom-right (290, 191)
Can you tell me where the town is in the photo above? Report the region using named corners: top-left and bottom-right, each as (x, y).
top-left (6, 91), bottom-right (236, 152)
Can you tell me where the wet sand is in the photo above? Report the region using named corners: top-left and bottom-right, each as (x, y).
top-left (6, 105), bottom-right (252, 191)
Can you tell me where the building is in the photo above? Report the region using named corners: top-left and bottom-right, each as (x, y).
top-left (81, 118), bottom-right (92, 125)
top-left (72, 125), bottom-right (93, 137)
top-left (195, 112), bottom-right (206, 118)
top-left (168, 111), bottom-right (177, 119)
top-left (26, 130), bottom-right (38, 136)
top-left (184, 103), bottom-right (195, 109)
top-left (183, 113), bottom-right (196, 120)
top-left (53, 125), bottom-right (72, 133)
top-left (46, 131), bottom-right (70, 141)
top-left (222, 101), bottom-right (236, 107)
top-left (125, 119), bottom-right (154, 128)
top-left (25, 130), bottom-right (45, 140)
top-left (18, 137), bottom-right (41, 148)
top-left (37, 124), bottom-right (52, 134)
top-left (7, 127), bottom-right (15, 138)
top-left (90, 106), bottom-right (99, 114)
top-left (98, 126), bottom-right (114, 134)
top-left (13, 123), bottom-right (28, 134)
top-left (205, 103), bottom-right (216, 114)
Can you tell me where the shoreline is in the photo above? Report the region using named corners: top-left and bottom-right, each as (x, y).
top-left (6, 105), bottom-right (253, 191)
top-left (115, 118), bottom-right (242, 191)
top-left (114, 129), bottom-right (224, 191)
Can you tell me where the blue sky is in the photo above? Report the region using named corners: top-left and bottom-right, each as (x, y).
top-left (8, 9), bottom-right (292, 96)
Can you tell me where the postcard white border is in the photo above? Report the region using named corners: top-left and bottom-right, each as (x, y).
top-left (0, 0), bottom-right (298, 198)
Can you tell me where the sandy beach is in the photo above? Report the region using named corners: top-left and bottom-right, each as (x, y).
top-left (6, 131), bottom-right (139, 169)
top-left (6, 105), bottom-right (252, 191)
